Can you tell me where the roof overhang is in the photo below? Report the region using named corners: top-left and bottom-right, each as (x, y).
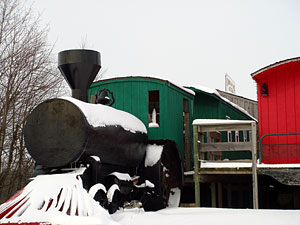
top-left (251, 57), bottom-right (300, 79)
top-left (93, 76), bottom-right (195, 96)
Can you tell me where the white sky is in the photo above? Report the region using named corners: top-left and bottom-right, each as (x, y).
top-left (28, 0), bottom-right (300, 100)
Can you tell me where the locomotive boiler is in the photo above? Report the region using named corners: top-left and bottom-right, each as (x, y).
top-left (22, 49), bottom-right (182, 213)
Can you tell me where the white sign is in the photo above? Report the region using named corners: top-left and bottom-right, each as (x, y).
top-left (225, 74), bottom-right (236, 94)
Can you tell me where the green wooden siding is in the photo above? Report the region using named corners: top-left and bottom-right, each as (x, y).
top-left (188, 89), bottom-right (251, 121)
top-left (187, 87), bottom-right (253, 160)
top-left (88, 79), bottom-right (254, 168)
top-left (89, 77), bottom-right (194, 167)
top-left (192, 92), bottom-right (219, 119)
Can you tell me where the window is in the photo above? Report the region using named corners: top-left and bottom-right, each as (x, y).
top-left (261, 82), bottom-right (268, 96)
top-left (148, 90), bottom-right (160, 127)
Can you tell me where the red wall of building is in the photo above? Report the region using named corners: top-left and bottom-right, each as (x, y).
top-left (252, 59), bottom-right (300, 163)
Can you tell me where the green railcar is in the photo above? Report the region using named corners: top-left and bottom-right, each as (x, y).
top-left (89, 77), bottom-right (254, 170)
top-left (89, 76), bottom-right (195, 170)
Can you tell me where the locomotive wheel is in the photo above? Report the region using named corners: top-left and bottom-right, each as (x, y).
top-left (142, 140), bottom-right (182, 211)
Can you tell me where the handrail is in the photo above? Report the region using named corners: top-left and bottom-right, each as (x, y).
top-left (258, 132), bottom-right (300, 163)
top-left (192, 119), bottom-right (258, 209)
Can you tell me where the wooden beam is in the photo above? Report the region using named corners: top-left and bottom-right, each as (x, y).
top-left (211, 182), bottom-right (216, 207)
top-left (199, 168), bottom-right (252, 175)
top-left (251, 122), bottom-right (259, 209)
top-left (193, 125), bottom-right (200, 207)
top-left (209, 131), bottom-right (221, 140)
top-left (184, 112), bottom-right (191, 171)
top-left (227, 184), bottom-right (232, 208)
top-left (199, 142), bottom-right (252, 152)
top-left (199, 124), bottom-right (252, 133)
top-left (218, 182), bottom-right (223, 208)
top-left (199, 132), bottom-right (205, 160)
top-left (184, 173), bottom-right (253, 184)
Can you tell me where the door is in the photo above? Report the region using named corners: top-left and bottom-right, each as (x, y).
top-left (183, 99), bottom-right (190, 171)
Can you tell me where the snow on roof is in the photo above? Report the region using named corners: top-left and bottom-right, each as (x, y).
top-left (96, 75), bottom-right (195, 96)
top-left (193, 119), bottom-right (255, 126)
top-left (215, 92), bottom-right (257, 121)
top-left (0, 169), bottom-right (118, 225)
top-left (217, 89), bottom-right (257, 102)
top-left (186, 85), bottom-right (217, 94)
top-left (187, 86), bottom-right (257, 121)
top-left (60, 96), bottom-right (147, 134)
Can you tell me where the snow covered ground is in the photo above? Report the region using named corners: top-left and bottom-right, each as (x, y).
top-left (112, 207), bottom-right (300, 225)
top-left (1, 168), bottom-right (299, 225)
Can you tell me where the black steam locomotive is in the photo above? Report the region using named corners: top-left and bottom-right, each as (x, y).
top-left (24, 49), bottom-right (182, 213)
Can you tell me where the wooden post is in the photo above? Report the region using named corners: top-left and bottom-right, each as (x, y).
top-left (218, 182), bottom-right (223, 208)
top-left (183, 111), bottom-right (191, 171)
top-left (227, 183), bottom-right (232, 208)
top-left (199, 132), bottom-right (204, 160)
top-left (251, 122), bottom-right (259, 209)
top-left (211, 182), bottom-right (216, 207)
top-left (193, 125), bottom-right (200, 207)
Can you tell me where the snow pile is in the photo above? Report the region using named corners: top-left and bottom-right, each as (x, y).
top-left (112, 207), bottom-right (300, 225)
top-left (60, 96), bottom-right (147, 134)
top-left (149, 122), bottom-right (159, 128)
top-left (167, 188), bottom-right (181, 208)
top-left (144, 144), bottom-right (163, 167)
top-left (149, 108), bottom-right (159, 128)
top-left (0, 169), bottom-right (118, 225)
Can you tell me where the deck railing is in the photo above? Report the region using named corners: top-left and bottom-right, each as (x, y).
top-left (258, 133), bottom-right (300, 163)
top-left (192, 119), bottom-right (258, 209)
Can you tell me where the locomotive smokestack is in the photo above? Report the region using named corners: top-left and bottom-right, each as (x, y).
top-left (58, 49), bottom-right (101, 102)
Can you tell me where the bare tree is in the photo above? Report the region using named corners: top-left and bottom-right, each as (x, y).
top-left (0, 0), bottom-right (63, 203)
top-left (79, 35), bottom-right (88, 49)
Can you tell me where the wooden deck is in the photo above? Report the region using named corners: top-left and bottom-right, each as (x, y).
top-left (184, 160), bottom-right (300, 208)
top-left (192, 119), bottom-right (258, 208)
top-left (184, 161), bottom-right (300, 184)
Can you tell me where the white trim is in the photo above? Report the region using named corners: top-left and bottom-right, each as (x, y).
top-left (193, 119), bottom-right (255, 126)
top-left (251, 57), bottom-right (300, 78)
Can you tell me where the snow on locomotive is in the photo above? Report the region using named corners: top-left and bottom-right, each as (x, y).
top-left (0, 49), bottom-right (182, 224)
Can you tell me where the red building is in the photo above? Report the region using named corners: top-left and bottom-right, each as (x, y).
top-left (251, 57), bottom-right (300, 164)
